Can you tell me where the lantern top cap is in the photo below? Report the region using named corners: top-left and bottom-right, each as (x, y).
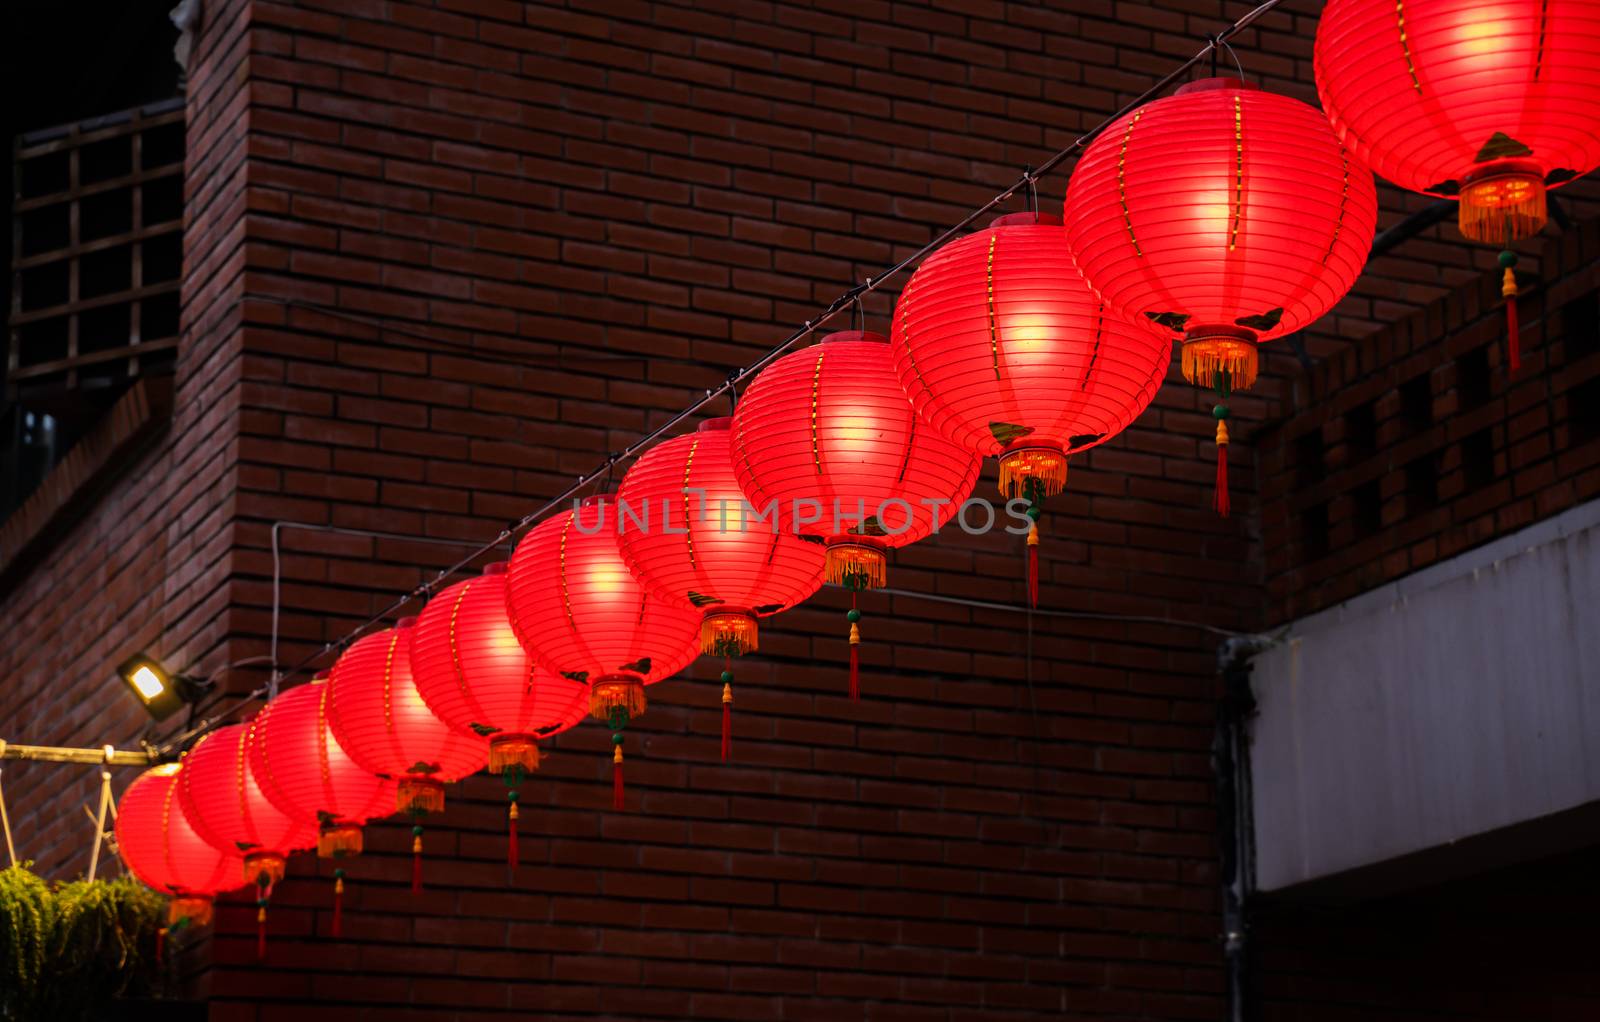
top-left (698, 417), bottom-right (732, 432)
top-left (990, 211), bottom-right (1061, 228)
top-left (150, 762), bottom-right (182, 777)
top-left (579, 494), bottom-right (612, 508)
top-left (482, 561), bottom-right (508, 576)
top-left (821, 330), bottom-right (888, 345)
top-left (312, 670), bottom-right (329, 682)
top-left (395, 616), bottom-right (417, 629)
top-left (1174, 76), bottom-right (1258, 96)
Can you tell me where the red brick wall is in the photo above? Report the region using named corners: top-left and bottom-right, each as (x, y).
top-left (1258, 217), bottom-right (1600, 623)
top-left (4, 1), bottom-right (1597, 1020)
top-left (0, 0), bottom-right (254, 881)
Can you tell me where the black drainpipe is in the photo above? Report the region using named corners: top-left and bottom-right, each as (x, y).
top-left (1214, 634), bottom-right (1273, 1022)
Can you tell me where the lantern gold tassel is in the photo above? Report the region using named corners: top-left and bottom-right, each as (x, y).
top-left (702, 611), bottom-right (758, 656)
top-left (396, 776), bottom-right (445, 815)
top-left (1182, 330), bottom-right (1258, 391)
top-left (1499, 251), bottom-right (1521, 373)
top-left (825, 544), bottom-right (887, 589)
top-left (590, 675), bottom-right (647, 720)
top-left (997, 447), bottom-right (1068, 501)
top-left (317, 823), bottom-right (363, 859)
top-left (488, 735), bottom-right (541, 775)
top-left (1460, 167), bottom-right (1546, 245)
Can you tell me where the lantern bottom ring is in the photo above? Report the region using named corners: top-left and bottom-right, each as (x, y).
top-left (997, 443), bottom-right (1069, 501)
top-left (397, 775), bottom-right (446, 815)
top-left (825, 540), bottom-right (888, 590)
top-left (1181, 327), bottom-right (1258, 391)
top-left (243, 851), bottom-right (288, 888)
top-left (590, 673), bottom-right (648, 721)
top-left (317, 822), bottom-right (364, 859)
top-left (487, 733), bottom-right (543, 775)
top-left (1460, 160), bottom-right (1547, 245)
top-left (168, 894), bottom-right (214, 928)
top-left (702, 610), bottom-right (758, 657)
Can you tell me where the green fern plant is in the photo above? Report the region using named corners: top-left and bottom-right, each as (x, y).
top-left (0, 864), bottom-right (166, 1021)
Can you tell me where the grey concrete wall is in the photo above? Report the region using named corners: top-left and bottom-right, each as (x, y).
top-left (1251, 500), bottom-right (1600, 893)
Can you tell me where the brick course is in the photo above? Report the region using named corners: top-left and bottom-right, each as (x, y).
top-left (3, 2), bottom-right (1597, 1020)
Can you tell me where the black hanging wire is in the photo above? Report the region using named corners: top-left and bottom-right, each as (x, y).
top-left (157, 0), bottom-right (1290, 755)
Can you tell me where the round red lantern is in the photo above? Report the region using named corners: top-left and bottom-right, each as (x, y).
top-left (506, 496), bottom-right (703, 799)
top-left (616, 418), bottom-right (827, 753)
top-left (1315, 0), bottom-right (1600, 246)
top-left (411, 562), bottom-right (591, 844)
top-left (249, 677), bottom-right (394, 857)
top-left (1065, 79), bottom-right (1377, 392)
top-left (179, 721), bottom-right (316, 885)
top-left (178, 720), bottom-right (317, 956)
top-left (731, 330), bottom-right (981, 692)
top-left (327, 618), bottom-right (487, 890)
top-left (1064, 78), bottom-right (1379, 513)
top-left (617, 418), bottom-right (827, 653)
top-left (117, 764), bottom-right (243, 929)
top-left (248, 676), bottom-right (394, 932)
top-left (891, 211), bottom-right (1173, 578)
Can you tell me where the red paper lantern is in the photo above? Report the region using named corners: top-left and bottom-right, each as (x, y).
top-left (616, 418), bottom-right (827, 756)
top-left (1065, 79), bottom-right (1378, 394)
top-left (327, 618), bottom-right (487, 891)
top-left (891, 215), bottom-right (1172, 505)
top-left (617, 418), bottom-right (827, 655)
top-left (117, 764), bottom-right (243, 929)
top-left (411, 563), bottom-right (591, 848)
top-left (1315, 0), bottom-right (1600, 246)
top-left (731, 330), bottom-right (981, 693)
top-left (178, 720), bottom-right (317, 957)
top-left (249, 677), bottom-right (394, 857)
top-left (248, 676), bottom-right (394, 933)
top-left (506, 496), bottom-right (703, 799)
top-left (178, 721), bottom-right (316, 887)
top-left (1064, 78), bottom-right (1378, 514)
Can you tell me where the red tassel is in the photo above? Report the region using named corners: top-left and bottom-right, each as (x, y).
top-left (1026, 520), bottom-right (1039, 608)
top-left (1214, 420), bottom-right (1231, 518)
top-left (848, 642), bottom-right (860, 702)
top-left (256, 905), bottom-right (267, 960)
top-left (1501, 258), bottom-right (1521, 374)
top-left (411, 829), bottom-right (423, 896)
top-left (612, 745), bottom-right (625, 811)
top-left (1506, 295), bottom-right (1521, 373)
top-left (331, 873), bottom-right (344, 938)
top-left (507, 801), bottom-right (519, 874)
top-left (156, 927), bottom-right (165, 965)
top-left (721, 694), bottom-right (732, 761)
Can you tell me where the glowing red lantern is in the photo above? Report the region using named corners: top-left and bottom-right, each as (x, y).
top-left (731, 330), bottom-right (981, 693)
top-left (1316, 0), bottom-right (1600, 245)
top-left (1063, 78), bottom-right (1378, 512)
top-left (117, 764), bottom-right (243, 931)
top-left (178, 721), bottom-right (317, 956)
top-left (893, 215), bottom-right (1171, 499)
top-left (1315, 0), bottom-right (1600, 370)
top-left (616, 418), bottom-right (828, 754)
top-left (506, 497), bottom-right (703, 802)
top-left (248, 676), bottom-right (394, 933)
top-left (891, 211), bottom-right (1173, 580)
top-left (411, 562), bottom-right (590, 848)
top-left (327, 618), bottom-right (487, 891)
